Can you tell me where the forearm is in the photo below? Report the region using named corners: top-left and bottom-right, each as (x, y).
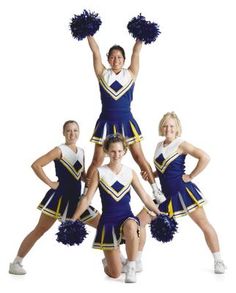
top-left (31, 164), bottom-right (54, 188)
top-left (190, 154), bottom-right (210, 179)
top-left (87, 36), bottom-right (100, 55)
top-left (133, 39), bottom-right (142, 54)
top-left (143, 195), bottom-right (159, 215)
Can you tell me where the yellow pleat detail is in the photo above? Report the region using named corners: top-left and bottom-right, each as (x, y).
top-left (168, 200), bottom-right (174, 217)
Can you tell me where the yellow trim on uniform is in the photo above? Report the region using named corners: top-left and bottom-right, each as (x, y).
top-left (60, 158), bottom-right (83, 180)
top-left (55, 197), bottom-right (62, 218)
top-left (154, 152), bottom-right (179, 174)
top-left (99, 77), bottom-right (134, 101)
top-left (186, 188), bottom-right (200, 207)
top-left (101, 226), bottom-right (105, 247)
top-left (129, 121), bottom-right (142, 142)
top-left (168, 200), bottom-right (174, 217)
top-left (113, 125), bottom-right (117, 134)
top-left (100, 177), bottom-right (131, 202)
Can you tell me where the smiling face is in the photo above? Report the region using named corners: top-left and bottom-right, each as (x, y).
top-left (107, 142), bottom-right (125, 162)
top-left (63, 122), bottom-right (79, 145)
top-left (161, 117), bottom-right (178, 141)
top-left (108, 49), bottom-right (125, 72)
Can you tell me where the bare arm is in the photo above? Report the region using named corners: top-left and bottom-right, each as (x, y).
top-left (141, 169), bottom-right (158, 181)
top-left (72, 170), bottom-right (99, 220)
top-left (131, 170), bottom-right (159, 214)
top-left (128, 39), bottom-right (142, 79)
top-left (81, 150), bottom-right (86, 182)
top-left (179, 141), bottom-right (210, 181)
top-left (87, 36), bottom-right (105, 77)
top-left (31, 147), bottom-right (61, 189)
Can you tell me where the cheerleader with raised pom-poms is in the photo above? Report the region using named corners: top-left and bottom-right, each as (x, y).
top-left (8, 120), bottom-right (100, 275)
top-left (72, 133), bottom-right (160, 283)
top-left (70, 11), bottom-right (165, 206)
top-left (140, 112), bottom-right (226, 274)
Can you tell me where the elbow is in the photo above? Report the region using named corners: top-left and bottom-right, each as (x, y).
top-left (31, 162), bottom-right (36, 170)
top-left (203, 153), bottom-right (210, 165)
top-left (31, 161), bottom-right (39, 172)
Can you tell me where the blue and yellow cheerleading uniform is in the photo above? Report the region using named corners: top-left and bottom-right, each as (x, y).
top-left (154, 138), bottom-right (206, 218)
top-left (37, 144), bottom-right (98, 222)
top-left (91, 68), bottom-right (143, 145)
top-left (93, 165), bottom-right (139, 250)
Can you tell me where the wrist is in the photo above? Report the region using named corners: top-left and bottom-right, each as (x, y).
top-left (189, 174), bottom-right (193, 180)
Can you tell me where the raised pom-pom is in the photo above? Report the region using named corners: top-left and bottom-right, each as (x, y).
top-left (150, 214), bottom-right (178, 243)
top-left (56, 220), bottom-right (88, 246)
top-left (70, 10), bottom-right (102, 41)
top-left (127, 14), bottom-right (161, 44)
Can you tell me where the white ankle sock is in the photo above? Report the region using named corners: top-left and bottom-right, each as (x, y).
top-left (119, 251), bottom-right (126, 263)
top-left (136, 251), bottom-right (142, 262)
top-left (127, 260), bottom-right (136, 269)
top-left (213, 252), bottom-right (222, 262)
top-left (13, 256), bottom-right (24, 264)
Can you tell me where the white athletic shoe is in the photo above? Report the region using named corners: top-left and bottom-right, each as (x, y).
top-left (122, 260), bottom-right (143, 273)
top-left (9, 262), bottom-right (26, 275)
top-left (125, 265), bottom-right (136, 283)
top-left (214, 260), bottom-right (226, 274)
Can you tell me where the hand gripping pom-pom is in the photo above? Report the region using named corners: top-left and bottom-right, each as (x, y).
top-left (70, 9), bottom-right (102, 41)
top-left (150, 214), bottom-right (178, 243)
top-left (56, 220), bottom-right (88, 246)
top-left (127, 14), bottom-right (161, 44)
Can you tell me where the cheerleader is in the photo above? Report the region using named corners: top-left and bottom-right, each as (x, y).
top-left (9, 120), bottom-right (100, 275)
top-left (72, 133), bottom-right (159, 283)
top-left (140, 112), bottom-right (226, 274)
top-left (83, 36), bottom-right (165, 204)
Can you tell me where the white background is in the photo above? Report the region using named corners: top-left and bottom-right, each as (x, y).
top-left (1, 0), bottom-right (235, 292)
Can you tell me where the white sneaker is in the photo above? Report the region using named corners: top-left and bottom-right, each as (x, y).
top-left (153, 188), bottom-right (166, 205)
top-left (122, 260), bottom-right (142, 273)
top-left (214, 260), bottom-right (226, 274)
top-left (125, 265), bottom-right (136, 283)
top-left (9, 262), bottom-right (26, 275)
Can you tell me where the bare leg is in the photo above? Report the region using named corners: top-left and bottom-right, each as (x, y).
top-left (123, 219), bottom-right (139, 261)
top-left (122, 219), bottom-right (139, 282)
top-left (189, 207), bottom-right (220, 252)
top-left (86, 144), bottom-right (105, 187)
top-left (17, 213), bottom-right (56, 258)
top-left (129, 142), bottom-right (155, 184)
top-left (136, 209), bottom-right (152, 251)
top-left (103, 249), bottom-right (122, 278)
top-left (86, 214), bottom-right (100, 228)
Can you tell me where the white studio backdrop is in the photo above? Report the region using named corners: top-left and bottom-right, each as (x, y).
top-left (0, 0), bottom-right (235, 292)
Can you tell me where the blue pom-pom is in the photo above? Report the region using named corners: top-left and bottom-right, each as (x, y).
top-left (70, 10), bottom-right (102, 41)
top-left (127, 14), bottom-right (161, 44)
top-left (56, 220), bottom-right (88, 246)
top-left (150, 214), bottom-right (178, 243)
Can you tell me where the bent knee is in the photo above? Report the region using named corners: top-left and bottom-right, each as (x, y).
top-left (108, 270), bottom-right (121, 279)
top-left (123, 220), bottom-right (138, 237)
top-left (137, 209), bottom-right (152, 226)
top-left (106, 267), bottom-right (121, 278)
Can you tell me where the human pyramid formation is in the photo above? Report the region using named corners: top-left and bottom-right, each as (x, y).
top-left (9, 10), bottom-right (226, 283)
